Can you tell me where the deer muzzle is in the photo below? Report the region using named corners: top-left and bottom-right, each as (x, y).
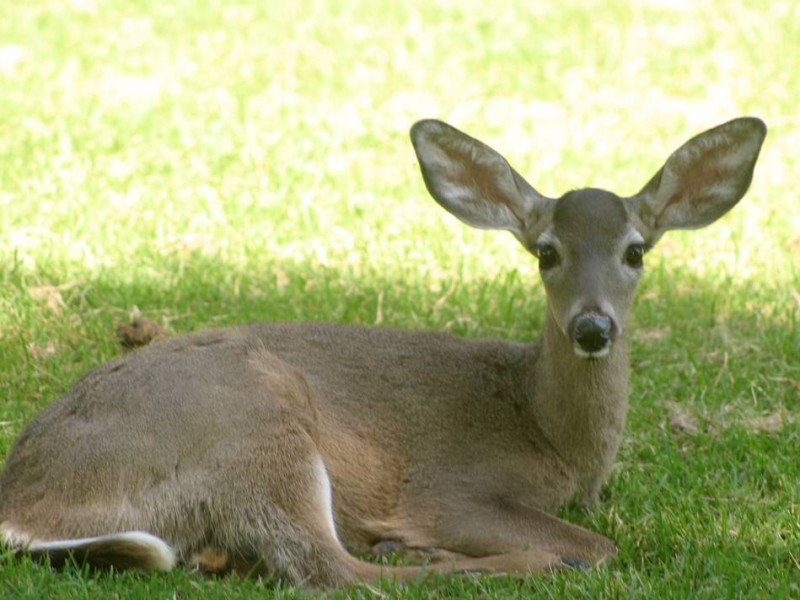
top-left (569, 313), bottom-right (615, 359)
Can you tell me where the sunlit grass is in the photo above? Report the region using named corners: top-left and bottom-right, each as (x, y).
top-left (1, 0), bottom-right (798, 597)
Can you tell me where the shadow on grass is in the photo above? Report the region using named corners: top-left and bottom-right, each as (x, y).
top-left (0, 252), bottom-right (797, 594)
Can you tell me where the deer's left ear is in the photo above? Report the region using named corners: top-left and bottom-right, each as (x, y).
top-left (628, 117), bottom-right (767, 244)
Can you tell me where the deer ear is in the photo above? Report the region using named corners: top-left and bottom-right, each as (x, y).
top-left (410, 120), bottom-right (551, 238)
top-left (629, 117), bottom-right (767, 244)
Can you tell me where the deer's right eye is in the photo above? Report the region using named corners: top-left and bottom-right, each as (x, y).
top-left (534, 244), bottom-right (560, 271)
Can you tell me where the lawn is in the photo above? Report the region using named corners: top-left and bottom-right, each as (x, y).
top-left (1, 0), bottom-right (798, 597)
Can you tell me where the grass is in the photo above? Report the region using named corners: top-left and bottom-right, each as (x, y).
top-left (1, 0), bottom-right (798, 597)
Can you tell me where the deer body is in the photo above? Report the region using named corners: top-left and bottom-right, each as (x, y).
top-left (0, 118), bottom-right (766, 588)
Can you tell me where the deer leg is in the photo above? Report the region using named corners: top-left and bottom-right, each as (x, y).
top-left (209, 427), bottom-right (584, 587)
top-left (425, 496), bottom-right (617, 567)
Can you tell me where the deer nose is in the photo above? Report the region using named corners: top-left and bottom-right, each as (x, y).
top-left (570, 314), bottom-right (613, 357)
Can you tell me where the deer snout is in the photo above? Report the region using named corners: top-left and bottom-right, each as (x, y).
top-left (569, 313), bottom-right (615, 359)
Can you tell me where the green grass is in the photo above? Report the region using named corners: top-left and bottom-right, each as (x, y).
top-left (1, 0), bottom-right (798, 597)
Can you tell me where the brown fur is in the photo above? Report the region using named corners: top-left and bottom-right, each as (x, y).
top-left (0, 118), bottom-right (765, 589)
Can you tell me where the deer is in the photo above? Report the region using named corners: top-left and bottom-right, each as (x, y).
top-left (0, 117), bottom-right (766, 589)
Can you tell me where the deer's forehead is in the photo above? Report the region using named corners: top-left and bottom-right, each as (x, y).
top-left (550, 189), bottom-right (631, 247)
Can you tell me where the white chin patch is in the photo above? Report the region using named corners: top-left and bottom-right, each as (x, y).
top-left (573, 344), bottom-right (612, 359)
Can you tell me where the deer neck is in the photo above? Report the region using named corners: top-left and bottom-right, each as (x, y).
top-left (527, 309), bottom-right (630, 503)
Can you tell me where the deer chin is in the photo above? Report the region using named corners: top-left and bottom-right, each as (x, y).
top-left (572, 343), bottom-right (612, 360)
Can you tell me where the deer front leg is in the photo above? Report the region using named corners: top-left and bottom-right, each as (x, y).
top-left (439, 496), bottom-right (615, 565)
top-left (383, 491), bottom-right (616, 573)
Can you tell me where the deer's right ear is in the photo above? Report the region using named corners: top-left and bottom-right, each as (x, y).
top-left (628, 117), bottom-right (767, 245)
top-left (410, 120), bottom-right (551, 238)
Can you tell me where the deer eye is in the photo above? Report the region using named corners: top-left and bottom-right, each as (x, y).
top-left (534, 243), bottom-right (560, 271)
top-left (624, 244), bottom-right (646, 268)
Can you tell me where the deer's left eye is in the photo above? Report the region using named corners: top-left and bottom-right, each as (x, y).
top-left (624, 244), bottom-right (646, 268)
